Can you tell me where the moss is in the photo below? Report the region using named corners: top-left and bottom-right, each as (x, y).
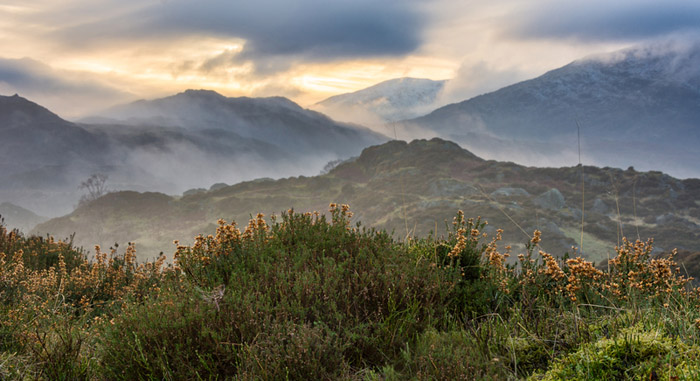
top-left (531, 325), bottom-right (700, 380)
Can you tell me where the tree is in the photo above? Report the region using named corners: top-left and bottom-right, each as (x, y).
top-left (79, 173), bottom-right (108, 204)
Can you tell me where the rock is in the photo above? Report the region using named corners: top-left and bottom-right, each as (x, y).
top-left (183, 188), bottom-right (206, 196)
top-left (592, 198), bottom-right (609, 214)
top-left (490, 187), bottom-right (531, 198)
top-left (534, 188), bottom-right (566, 210)
top-left (209, 183), bottom-right (228, 191)
top-left (428, 179), bottom-right (478, 197)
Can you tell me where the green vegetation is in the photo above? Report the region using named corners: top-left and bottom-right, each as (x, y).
top-left (4, 204), bottom-right (700, 379)
top-left (33, 139), bottom-right (700, 273)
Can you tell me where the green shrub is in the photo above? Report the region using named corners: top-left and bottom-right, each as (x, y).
top-left (399, 328), bottom-right (486, 380)
top-left (99, 285), bottom-right (241, 380)
top-left (4, 207), bottom-right (700, 379)
top-left (103, 205), bottom-right (451, 377)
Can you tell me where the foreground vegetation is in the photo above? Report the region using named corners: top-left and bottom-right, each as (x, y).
top-left (2, 205), bottom-right (700, 379)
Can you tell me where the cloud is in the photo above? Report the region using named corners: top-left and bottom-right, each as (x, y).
top-left (507, 0), bottom-right (700, 42)
top-left (49, 0), bottom-right (424, 74)
top-left (5, 0), bottom-right (697, 116)
top-left (437, 61), bottom-right (526, 105)
top-left (0, 58), bottom-right (107, 94)
top-left (0, 57), bottom-right (134, 118)
top-left (249, 82), bottom-right (304, 99)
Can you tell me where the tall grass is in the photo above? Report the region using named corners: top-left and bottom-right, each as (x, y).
top-left (1, 206), bottom-right (699, 379)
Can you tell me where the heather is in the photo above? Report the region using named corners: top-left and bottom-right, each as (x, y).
top-left (2, 206), bottom-right (700, 380)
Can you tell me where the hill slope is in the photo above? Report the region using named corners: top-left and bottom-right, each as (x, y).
top-left (0, 94), bottom-right (110, 179)
top-left (0, 202), bottom-right (46, 232)
top-left (0, 94), bottom-right (116, 215)
top-left (400, 42), bottom-right (700, 178)
top-left (34, 138), bottom-right (700, 265)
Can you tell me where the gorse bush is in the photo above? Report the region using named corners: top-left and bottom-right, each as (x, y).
top-left (2, 206), bottom-right (700, 379)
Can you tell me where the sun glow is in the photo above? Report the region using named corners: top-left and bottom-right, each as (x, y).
top-left (292, 75), bottom-right (363, 94)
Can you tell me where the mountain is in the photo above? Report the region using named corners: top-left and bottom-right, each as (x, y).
top-left (399, 42), bottom-right (700, 179)
top-left (312, 78), bottom-right (446, 127)
top-left (0, 94), bottom-right (110, 178)
top-left (0, 202), bottom-right (46, 233)
top-left (0, 91), bottom-right (386, 216)
top-left (0, 94), bottom-right (115, 215)
top-left (34, 138), bottom-right (700, 268)
top-left (88, 89), bottom-right (386, 159)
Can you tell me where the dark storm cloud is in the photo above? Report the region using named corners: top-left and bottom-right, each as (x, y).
top-left (54, 0), bottom-right (423, 72)
top-left (508, 1), bottom-right (700, 42)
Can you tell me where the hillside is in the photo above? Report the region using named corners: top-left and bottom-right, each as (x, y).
top-left (399, 42), bottom-right (700, 178)
top-left (0, 202), bottom-right (46, 233)
top-left (0, 94), bottom-right (110, 178)
top-left (0, 92), bottom-right (386, 216)
top-left (0, 94), bottom-right (115, 215)
top-left (35, 138), bottom-right (700, 266)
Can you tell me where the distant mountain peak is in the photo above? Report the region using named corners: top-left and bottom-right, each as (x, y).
top-left (180, 89), bottom-right (226, 99)
top-left (319, 77), bottom-right (446, 104)
top-left (313, 77), bottom-right (447, 125)
top-left (155, 89), bottom-right (301, 112)
top-left (84, 88), bottom-right (386, 161)
top-left (400, 41), bottom-right (700, 179)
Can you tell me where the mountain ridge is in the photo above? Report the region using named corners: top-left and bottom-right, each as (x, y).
top-left (86, 89), bottom-right (387, 159)
top-left (398, 42), bottom-right (700, 178)
top-left (33, 137), bottom-right (700, 266)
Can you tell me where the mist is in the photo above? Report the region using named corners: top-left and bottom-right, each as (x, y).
top-left (435, 62), bottom-right (527, 107)
top-left (0, 90), bottom-right (386, 231)
top-left (113, 139), bottom-right (339, 195)
top-left (0, 135), bottom-right (352, 221)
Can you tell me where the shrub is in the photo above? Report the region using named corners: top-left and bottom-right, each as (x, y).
top-left (4, 207), bottom-right (700, 378)
top-left (103, 205), bottom-right (450, 377)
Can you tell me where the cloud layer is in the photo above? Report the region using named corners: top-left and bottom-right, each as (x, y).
top-left (1, 0), bottom-right (699, 116)
top-left (51, 0), bottom-right (423, 73)
top-left (508, 0), bottom-right (700, 42)
top-left (0, 57), bottom-right (132, 117)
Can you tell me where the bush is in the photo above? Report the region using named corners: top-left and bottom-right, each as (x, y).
top-left (103, 205), bottom-right (451, 377)
top-left (98, 286), bottom-right (241, 380)
top-left (4, 207), bottom-right (700, 378)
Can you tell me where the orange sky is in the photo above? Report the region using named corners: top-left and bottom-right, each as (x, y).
top-left (0, 0), bottom-right (695, 118)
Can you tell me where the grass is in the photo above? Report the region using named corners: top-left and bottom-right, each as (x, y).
top-left (2, 204), bottom-right (700, 379)
top-left (560, 227), bottom-right (611, 264)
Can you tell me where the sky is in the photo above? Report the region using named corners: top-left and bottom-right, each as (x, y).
top-left (1, 0), bottom-right (699, 118)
